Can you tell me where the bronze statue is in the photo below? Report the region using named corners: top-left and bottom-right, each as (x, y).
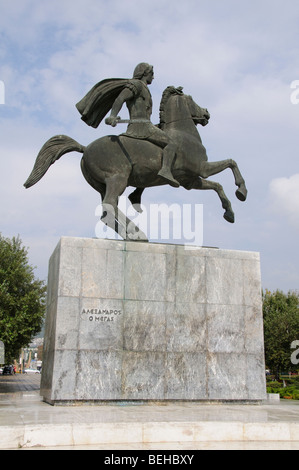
top-left (77, 62), bottom-right (179, 188)
top-left (24, 63), bottom-right (247, 241)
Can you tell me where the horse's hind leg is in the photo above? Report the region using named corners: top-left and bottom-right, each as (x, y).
top-left (189, 177), bottom-right (235, 223)
top-left (102, 175), bottom-right (147, 240)
top-left (128, 188), bottom-right (144, 213)
top-left (81, 158), bottom-right (106, 199)
top-left (101, 174), bottom-right (127, 239)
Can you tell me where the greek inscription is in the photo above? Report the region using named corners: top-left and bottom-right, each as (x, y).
top-left (81, 308), bottom-right (122, 323)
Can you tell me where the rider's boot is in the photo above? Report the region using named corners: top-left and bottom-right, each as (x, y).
top-left (158, 146), bottom-right (180, 188)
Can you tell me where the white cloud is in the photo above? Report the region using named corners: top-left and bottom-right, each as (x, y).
top-left (269, 174), bottom-right (299, 229)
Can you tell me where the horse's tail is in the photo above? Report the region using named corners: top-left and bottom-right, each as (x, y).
top-left (24, 135), bottom-right (86, 188)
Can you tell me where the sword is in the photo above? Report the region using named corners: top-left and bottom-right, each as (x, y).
top-left (105, 117), bottom-right (150, 126)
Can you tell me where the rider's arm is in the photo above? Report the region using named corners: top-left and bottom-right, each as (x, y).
top-left (105, 88), bottom-right (134, 127)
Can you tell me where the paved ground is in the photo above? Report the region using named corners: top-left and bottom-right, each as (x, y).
top-left (0, 373), bottom-right (41, 393)
top-left (1, 374), bottom-right (299, 450)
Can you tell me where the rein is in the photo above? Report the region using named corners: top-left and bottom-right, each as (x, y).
top-left (162, 116), bottom-right (206, 126)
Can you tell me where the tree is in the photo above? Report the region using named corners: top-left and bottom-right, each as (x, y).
top-left (263, 289), bottom-right (299, 376)
top-left (0, 234), bottom-right (46, 362)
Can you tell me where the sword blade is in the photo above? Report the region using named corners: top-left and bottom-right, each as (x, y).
top-left (116, 118), bottom-right (150, 124)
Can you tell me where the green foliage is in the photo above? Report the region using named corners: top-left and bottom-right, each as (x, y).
top-left (266, 378), bottom-right (299, 400)
top-left (266, 381), bottom-right (281, 389)
top-left (0, 234), bottom-right (46, 362)
top-left (263, 289), bottom-right (299, 375)
top-left (266, 386), bottom-right (299, 400)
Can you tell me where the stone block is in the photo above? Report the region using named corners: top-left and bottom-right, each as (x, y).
top-left (41, 237), bottom-right (266, 404)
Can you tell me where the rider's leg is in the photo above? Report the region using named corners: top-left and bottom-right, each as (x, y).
top-left (158, 142), bottom-right (180, 188)
top-left (148, 131), bottom-right (180, 188)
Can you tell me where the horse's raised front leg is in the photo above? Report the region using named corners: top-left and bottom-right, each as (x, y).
top-left (199, 159), bottom-right (247, 202)
top-left (189, 177), bottom-right (235, 223)
top-left (102, 175), bottom-right (148, 240)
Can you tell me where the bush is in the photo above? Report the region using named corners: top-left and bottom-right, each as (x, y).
top-left (283, 378), bottom-right (299, 388)
top-left (266, 381), bottom-right (299, 400)
top-left (278, 386), bottom-right (299, 400)
top-left (266, 381), bottom-right (282, 389)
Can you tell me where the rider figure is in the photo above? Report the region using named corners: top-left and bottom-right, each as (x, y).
top-left (105, 63), bottom-right (180, 188)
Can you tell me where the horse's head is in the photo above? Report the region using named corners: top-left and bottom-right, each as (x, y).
top-left (159, 86), bottom-right (210, 128)
top-left (185, 94), bottom-right (210, 127)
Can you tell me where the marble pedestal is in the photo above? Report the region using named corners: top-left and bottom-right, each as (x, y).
top-left (41, 237), bottom-right (266, 404)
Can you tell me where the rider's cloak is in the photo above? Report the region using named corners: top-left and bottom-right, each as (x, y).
top-left (76, 78), bottom-right (130, 128)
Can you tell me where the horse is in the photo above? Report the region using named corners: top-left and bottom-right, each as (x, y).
top-left (24, 86), bottom-right (247, 241)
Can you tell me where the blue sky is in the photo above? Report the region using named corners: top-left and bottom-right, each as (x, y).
top-left (1, 0), bottom-right (299, 292)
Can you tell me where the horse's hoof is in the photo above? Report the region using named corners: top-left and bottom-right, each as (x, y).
top-left (132, 203), bottom-right (143, 214)
top-left (224, 210), bottom-right (235, 223)
top-left (236, 185), bottom-right (247, 202)
top-left (126, 225), bottom-right (148, 241)
top-left (128, 194), bottom-right (143, 213)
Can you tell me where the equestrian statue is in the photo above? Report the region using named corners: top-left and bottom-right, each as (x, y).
top-left (24, 62), bottom-right (247, 241)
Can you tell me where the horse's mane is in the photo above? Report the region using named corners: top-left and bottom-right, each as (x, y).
top-left (159, 86), bottom-right (184, 128)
